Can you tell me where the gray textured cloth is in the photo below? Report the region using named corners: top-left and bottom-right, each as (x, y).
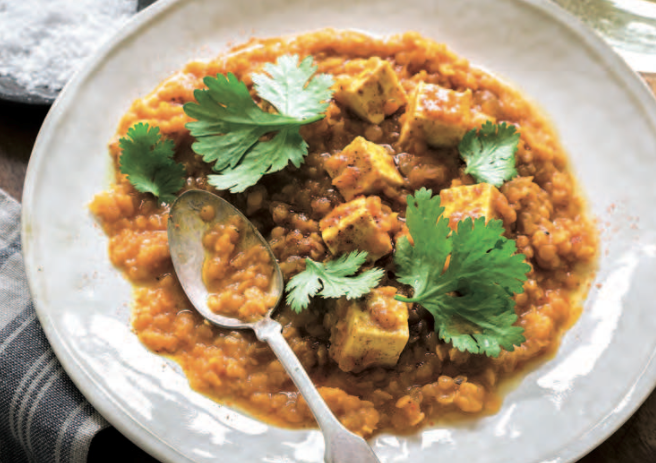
top-left (0, 189), bottom-right (109, 463)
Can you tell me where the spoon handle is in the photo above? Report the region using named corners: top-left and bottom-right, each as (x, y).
top-left (255, 318), bottom-right (381, 463)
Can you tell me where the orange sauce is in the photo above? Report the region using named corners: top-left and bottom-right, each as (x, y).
top-left (90, 29), bottom-right (598, 436)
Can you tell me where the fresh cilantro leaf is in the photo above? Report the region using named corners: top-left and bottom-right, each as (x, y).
top-left (118, 123), bottom-right (186, 204)
top-left (208, 127), bottom-right (306, 192)
top-left (459, 121), bottom-right (520, 187)
top-left (286, 251), bottom-right (384, 313)
top-left (394, 188), bottom-right (530, 357)
top-left (184, 73), bottom-right (292, 171)
top-left (184, 54), bottom-right (334, 193)
top-left (252, 54), bottom-right (334, 119)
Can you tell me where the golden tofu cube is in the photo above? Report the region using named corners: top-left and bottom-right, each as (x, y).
top-left (320, 196), bottom-right (395, 262)
top-left (330, 287), bottom-right (410, 373)
top-left (440, 183), bottom-right (500, 230)
top-left (400, 82), bottom-right (472, 148)
top-left (325, 136), bottom-right (404, 201)
top-left (336, 58), bottom-right (407, 124)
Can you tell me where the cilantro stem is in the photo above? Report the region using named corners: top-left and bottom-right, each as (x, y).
top-left (295, 114), bottom-right (325, 125)
top-left (395, 280), bottom-right (454, 304)
top-left (234, 113), bottom-right (324, 128)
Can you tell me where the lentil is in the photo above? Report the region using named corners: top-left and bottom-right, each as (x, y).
top-left (90, 29), bottom-right (598, 437)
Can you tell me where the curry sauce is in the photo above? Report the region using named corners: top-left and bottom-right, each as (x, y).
top-left (90, 29), bottom-right (598, 436)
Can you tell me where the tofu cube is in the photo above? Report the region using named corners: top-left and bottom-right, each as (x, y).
top-left (325, 136), bottom-right (404, 201)
top-left (400, 82), bottom-right (472, 148)
top-left (440, 183), bottom-right (500, 230)
top-left (320, 196), bottom-right (395, 262)
top-left (336, 58), bottom-right (407, 124)
top-left (330, 287), bottom-right (410, 373)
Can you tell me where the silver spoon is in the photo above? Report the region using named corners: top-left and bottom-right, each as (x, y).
top-left (168, 189), bottom-right (381, 463)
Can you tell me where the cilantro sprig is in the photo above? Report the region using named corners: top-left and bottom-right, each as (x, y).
top-left (394, 188), bottom-right (530, 357)
top-left (118, 123), bottom-right (186, 204)
top-left (459, 121), bottom-right (520, 187)
top-left (286, 251), bottom-right (384, 313)
top-left (184, 55), bottom-right (334, 193)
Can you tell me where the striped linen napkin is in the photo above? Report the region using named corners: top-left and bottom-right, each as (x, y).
top-left (0, 189), bottom-right (109, 462)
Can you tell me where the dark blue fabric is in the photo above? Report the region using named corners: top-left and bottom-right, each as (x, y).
top-left (0, 190), bottom-right (108, 463)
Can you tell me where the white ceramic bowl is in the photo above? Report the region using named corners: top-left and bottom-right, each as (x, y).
top-left (22, 0), bottom-right (656, 462)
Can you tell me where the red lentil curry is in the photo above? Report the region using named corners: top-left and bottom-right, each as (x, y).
top-left (90, 29), bottom-right (598, 436)
top-left (202, 214), bottom-right (278, 323)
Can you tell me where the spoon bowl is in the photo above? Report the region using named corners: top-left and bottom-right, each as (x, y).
top-left (168, 189), bottom-right (283, 330)
top-left (167, 189), bottom-right (381, 463)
